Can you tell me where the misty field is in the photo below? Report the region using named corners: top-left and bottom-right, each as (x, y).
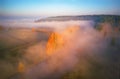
top-left (0, 29), bottom-right (49, 79)
top-left (0, 20), bottom-right (120, 79)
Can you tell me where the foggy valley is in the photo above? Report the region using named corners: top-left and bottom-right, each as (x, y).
top-left (0, 15), bottom-right (120, 79)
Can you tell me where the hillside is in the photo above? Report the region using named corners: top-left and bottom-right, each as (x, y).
top-left (35, 15), bottom-right (120, 22)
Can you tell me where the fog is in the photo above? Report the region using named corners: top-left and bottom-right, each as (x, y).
top-left (0, 19), bottom-right (94, 28)
top-left (19, 20), bottom-right (110, 79)
top-left (1, 19), bottom-right (119, 79)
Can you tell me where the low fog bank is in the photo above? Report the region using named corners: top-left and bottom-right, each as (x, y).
top-left (0, 20), bottom-right (120, 79)
top-left (20, 21), bottom-right (120, 79)
top-left (25, 28), bottom-right (104, 79)
top-left (0, 19), bottom-right (94, 28)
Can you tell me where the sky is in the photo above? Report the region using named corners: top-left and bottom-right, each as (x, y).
top-left (0, 0), bottom-right (120, 16)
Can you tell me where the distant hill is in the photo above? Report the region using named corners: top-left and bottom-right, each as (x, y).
top-left (35, 15), bottom-right (120, 22)
top-left (35, 15), bottom-right (120, 27)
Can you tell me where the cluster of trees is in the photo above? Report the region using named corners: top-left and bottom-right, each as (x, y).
top-left (98, 15), bottom-right (120, 27)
